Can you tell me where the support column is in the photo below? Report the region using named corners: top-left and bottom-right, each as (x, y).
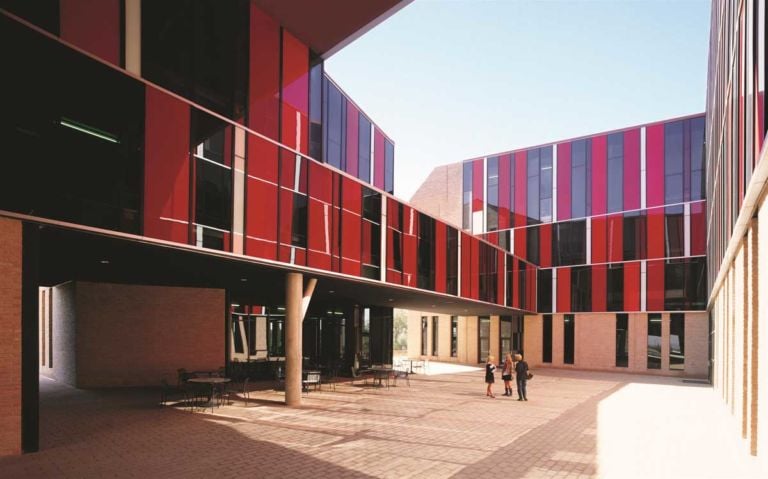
top-left (0, 218), bottom-right (22, 455)
top-left (285, 272), bottom-right (303, 407)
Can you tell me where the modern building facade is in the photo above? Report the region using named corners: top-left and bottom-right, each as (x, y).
top-left (408, 114), bottom-right (710, 378)
top-left (0, 0), bottom-right (541, 456)
top-left (706, 0), bottom-right (766, 459)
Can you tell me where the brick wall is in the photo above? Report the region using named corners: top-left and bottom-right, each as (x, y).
top-left (409, 163), bottom-right (463, 228)
top-left (0, 217), bottom-right (22, 456)
top-left (73, 282), bottom-right (225, 388)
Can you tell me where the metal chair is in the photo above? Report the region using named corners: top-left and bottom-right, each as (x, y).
top-left (303, 371), bottom-right (321, 395)
top-left (274, 365), bottom-right (285, 391)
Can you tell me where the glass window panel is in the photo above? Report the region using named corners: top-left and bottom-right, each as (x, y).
top-left (479, 317), bottom-right (490, 362)
top-left (607, 264), bottom-right (624, 311)
top-left (500, 316), bottom-right (513, 356)
top-left (323, 79), bottom-right (344, 169)
top-left (290, 193), bottom-right (307, 247)
top-left (417, 214), bottom-right (436, 290)
top-left (616, 313), bottom-right (629, 367)
top-left (647, 313), bottom-right (662, 369)
top-left (537, 268), bottom-right (552, 313)
top-left (670, 313), bottom-right (685, 370)
top-left (542, 314), bottom-right (552, 363)
top-left (607, 132), bottom-right (624, 213)
top-left (527, 149), bottom-right (540, 224)
top-left (421, 317), bottom-right (427, 356)
top-left (450, 316), bottom-right (458, 357)
top-left (432, 316), bottom-right (439, 356)
top-left (564, 314), bottom-right (575, 364)
top-left (665, 205), bottom-right (684, 257)
top-left (552, 220), bottom-right (586, 266)
top-left (665, 121), bottom-right (684, 203)
top-left (462, 162), bottom-right (472, 230)
top-left (623, 212), bottom-right (647, 260)
top-left (570, 266), bottom-right (591, 312)
top-left (527, 225), bottom-right (540, 265)
top-left (384, 140), bottom-right (395, 194)
top-left (309, 62), bottom-right (323, 161)
top-left (358, 115), bottom-right (371, 183)
top-left (446, 227), bottom-right (459, 295)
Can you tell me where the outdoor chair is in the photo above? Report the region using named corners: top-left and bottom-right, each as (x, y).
top-left (303, 371), bottom-right (321, 394)
top-left (393, 369), bottom-right (410, 387)
top-left (322, 366), bottom-right (339, 391)
top-left (160, 379), bottom-right (186, 406)
top-left (350, 367), bottom-right (373, 386)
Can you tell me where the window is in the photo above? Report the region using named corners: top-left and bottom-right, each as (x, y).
top-left (527, 149), bottom-right (540, 224)
top-left (268, 315), bottom-right (285, 357)
top-left (623, 212), bottom-right (647, 260)
top-left (500, 316), bottom-right (512, 356)
top-left (309, 62), bottom-right (323, 161)
top-left (665, 257), bottom-right (706, 310)
top-left (540, 147), bottom-right (553, 222)
top-left (607, 264), bottom-right (624, 311)
top-left (570, 267), bottom-right (591, 312)
top-left (478, 317), bottom-right (490, 362)
top-left (361, 308), bottom-right (371, 364)
top-left (479, 243), bottom-right (498, 303)
top-left (518, 259), bottom-right (528, 310)
top-left (193, 111), bottom-right (233, 242)
top-left (571, 139), bottom-right (592, 218)
top-left (670, 313), bottom-right (685, 370)
top-left (421, 317), bottom-right (428, 356)
top-left (616, 313), bottom-right (629, 367)
top-left (361, 187), bottom-right (381, 279)
top-left (290, 193), bottom-right (308, 247)
top-left (607, 133), bottom-right (624, 213)
top-left (432, 316), bottom-right (439, 356)
top-left (487, 156), bottom-right (499, 231)
top-left (512, 315), bottom-right (524, 354)
top-left (462, 162), bottom-right (472, 230)
top-left (417, 214), bottom-right (436, 290)
top-left (690, 117), bottom-right (705, 201)
top-left (451, 316), bottom-right (458, 357)
top-left (542, 314), bottom-right (553, 363)
top-left (564, 314), bottom-right (575, 364)
top-left (552, 220), bottom-right (586, 266)
top-left (446, 227), bottom-right (459, 295)
top-left (526, 225), bottom-right (540, 265)
top-left (665, 205), bottom-right (684, 257)
top-left (537, 268), bottom-right (553, 313)
top-left (384, 140), bottom-right (395, 194)
top-left (664, 121), bottom-right (684, 204)
top-left (322, 78), bottom-right (345, 169)
top-left (647, 313), bottom-right (662, 369)
top-left (358, 115), bottom-right (371, 183)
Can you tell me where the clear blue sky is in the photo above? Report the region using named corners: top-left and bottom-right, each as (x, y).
top-left (325, 0), bottom-right (711, 200)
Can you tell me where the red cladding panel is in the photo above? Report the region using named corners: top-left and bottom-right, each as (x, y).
top-left (557, 142), bottom-right (571, 221)
top-left (144, 89), bottom-right (190, 244)
top-left (527, 264), bottom-right (537, 311)
top-left (345, 103), bottom-right (359, 177)
top-left (497, 250), bottom-right (505, 305)
top-left (341, 178), bottom-right (362, 215)
top-left (470, 237), bottom-right (480, 299)
top-left (278, 189), bottom-right (295, 248)
top-left (249, 5), bottom-right (280, 141)
top-left (387, 198), bottom-right (400, 229)
top-left (539, 223), bottom-right (552, 268)
top-left (646, 207), bottom-right (665, 259)
top-left (434, 222), bottom-right (446, 293)
top-left (646, 260), bottom-right (665, 311)
top-left (247, 135), bottom-right (278, 182)
top-left (514, 151), bottom-right (527, 227)
top-left (624, 129), bottom-right (641, 210)
top-left (246, 177), bottom-right (278, 260)
top-left (340, 209), bottom-right (361, 276)
top-left (307, 199), bottom-right (331, 271)
top-left (591, 135), bottom-right (607, 216)
top-left (512, 259), bottom-right (520, 308)
top-left (646, 124), bottom-right (665, 207)
top-left (373, 129), bottom-right (385, 190)
top-left (402, 221), bottom-right (417, 286)
top-left (623, 262), bottom-right (640, 311)
top-left (607, 214), bottom-right (623, 263)
top-left (591, 216), bottom-right (607, 264)
top-left (472, 159), bottom-right (484, 213)
top-left (461, 233), bottom-right (471, 298)
top-left (498, 154), bottom-right (511, 229)
top-left (308, 161), bottom-right (332, 204)
top-left (592, 264), bottom-right (607, 312)
top-left (690, 201), bottom-right (706, 256)
top-left (557, 267), bottom-right (571, 312)
top-left (514, 227), bottom-right (526, 261)
top-left (280, 31), bottom-right (309, 154)
top-left (60, 0), bottom-right (120, 65)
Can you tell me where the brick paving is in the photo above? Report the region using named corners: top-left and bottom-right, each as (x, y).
top-left (0, 369), bottom-right (764, 478)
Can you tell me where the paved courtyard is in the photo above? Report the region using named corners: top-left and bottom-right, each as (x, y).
top-left (0, 368), bottom-right (765, 478)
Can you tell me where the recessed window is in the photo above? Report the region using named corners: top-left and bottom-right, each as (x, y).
top-left (564, 314), bottom-right (575, 364)
top-left (647, 314), bottom-right (662, 369)
top-left (616, 313), bottom-right (628, 367)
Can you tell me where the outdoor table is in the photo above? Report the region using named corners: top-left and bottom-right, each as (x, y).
top-left (368, 367), bottom-right (394, 388)
top-left (187, 377), bottom-right (231, 408)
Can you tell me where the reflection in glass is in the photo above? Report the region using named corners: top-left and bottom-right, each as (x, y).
top-left (463, 162), bottom-right (472, 230)
top-left (607, 264), bottom-right (624, 311)
top-left (358, 115), bottom-right (371, 183)
top-left (421, 317), bottom-right (428, 356)
top-left (571, 139), bottom-right (591, 218)
top-left (479, 317), bottom-right (490, 362)
top-left (527, 149), bottom-right (540, 224)
top-left (432, 316), bottom-right (439, 356)
top-left (487, 156), bottom-right (499, 231)
top-left (553, 220), bottom-right (586, 266)
top-left (665, 205), bottom-right (684, 257)
top-left (446, 227), bottom-right (459, 295)
top-left (647, 313), bottom-right (662, 369)
top-left (669, 313), bottom-right (685, 370)
top-left (607, 132), bottom-right (624, 213)
top-left (664, 121), bottom-right (684, 204)
top-left (450, 316), bottom-right (458, 357)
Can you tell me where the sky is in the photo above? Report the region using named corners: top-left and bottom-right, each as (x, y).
top-left (324, 0), bottom-right (711, 201)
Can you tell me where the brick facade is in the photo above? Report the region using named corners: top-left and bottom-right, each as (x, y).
top-left (0, 217), bottom-right (21, 455)
top-left (409, 163), bottom-right (462, 228)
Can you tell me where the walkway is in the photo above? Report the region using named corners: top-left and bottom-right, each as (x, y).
top-left (0, 369), bottom-right (764, 478)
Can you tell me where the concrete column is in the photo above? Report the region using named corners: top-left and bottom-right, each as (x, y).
top-left (284, 272), bottom-right (303, 407)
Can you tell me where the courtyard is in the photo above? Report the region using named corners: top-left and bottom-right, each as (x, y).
top-left (0, 367), bottom-right (762, 478)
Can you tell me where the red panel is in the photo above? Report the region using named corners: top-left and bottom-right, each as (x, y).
top-left (373, 129), bottom-right (385, 190)
top-left (345, 103), bottom-right (359, 177)
top-left (591, 216), bottom-right (607, 264)
top-left (341, 178), bottom-right (362, 215)
top-left (607, 214), bottom-right (623, 263)
top-left (591, 264), bottom-right (606, 312)
top-left (280, 31), bottom-right (309, 154)
top-left (387, 269), bottom-right (403, 285)
top-left (247, 135), bottom-right (278, 182)
top-left (460, 233), bottom-right (471, 298)
top-left (514, 151), bottom-right (527, 227)
top-left (646, 124), bottom-right (665, 207)
top-left (498, 154), bottom-right (511, 229)
top-left (307, 199), bottom-right (331, 270)
top-left (340, 209), bottom-right (361, 276)
top-left (623, 262), bottom-right (640, 311)
top-left (539, 223), bottom-right (552, 268)
top-left (246, 177), bottom-right (278, 260)
top-left (511, 258), bottom-right (519, 308)
top-left (434, 222), bottom-right (446, 293)
top-left (646, 260), bottom-right (665, 311)
top-left (308, 161), bottom-right (332, 203)
top-left (513, 228), bottom-right (526, 261)
top-left (591, 135), bottom-right (607, 216)
top-left (60, 0), bottom-right (120, 65)
top-left (278, 189), bottom-right (295, 250)
top-left (470, 237), bottom-right (480, 300)
top-left (624, 129), bottom-right (641, 210)
top-left (690, 201), bottom-right (706, 256)
top-left (472, 159), bottom-right (484, 213)
top-left (646, 207), bottom-right (665, 259)
top-left (249, 5), bottom-right (280, 141)
top-left (144, 89), bottom-right (190, 244)
top-left (402, 223), bottom-right (417, 287)
top-left (557, 267), bottom-right (571, 312)
top-left (557, 142), bottom-right (571, 221)
top-left (497, 250), bottom-right (505, 305)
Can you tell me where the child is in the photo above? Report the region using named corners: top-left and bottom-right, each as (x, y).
top-left (485, 355), bottom-right (496, 398)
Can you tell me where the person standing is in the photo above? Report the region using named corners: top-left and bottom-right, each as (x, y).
top-left (485, 356), bottom-right (496, 398)
top-left (501, 353), bottom-right (514, 396)
top-left (514, 353), bottom-right (529, 401)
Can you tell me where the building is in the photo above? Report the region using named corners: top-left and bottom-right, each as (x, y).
top-left (705, 0), bottom-right (766, 459)
top-left (0, 0), bottom-right (542, 456)
top-left (407, 114), bottom-right (710, 378)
